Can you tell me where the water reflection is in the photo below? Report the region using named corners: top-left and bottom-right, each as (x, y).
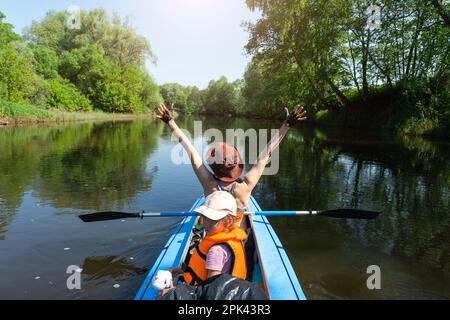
top-left (33, 121), bottom-right (163, 211)
top-left (175, 117), bottom-right (450, 293)
top-left (0, 117), bottom-right (449, 299)
top-left (255, 127), bottom-right (450, 299)
top-left (0, 120), bottom-right (164, 233)
top-left (164, 117), bottom-right (450, 298)
top-left (82, 256), bottom-right (148, 281)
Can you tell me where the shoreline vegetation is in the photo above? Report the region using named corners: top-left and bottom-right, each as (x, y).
top-left (1, 3), bottom-right (449, 140)
top-left (0, 8), bottom-right (163, 126)
top-left (0, 100), bottom-right (155, 126)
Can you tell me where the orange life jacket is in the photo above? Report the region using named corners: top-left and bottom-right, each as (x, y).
top-left (184, 226), bottom-right (247, 285)
top-left (236, 212), bottom-right (244, 223)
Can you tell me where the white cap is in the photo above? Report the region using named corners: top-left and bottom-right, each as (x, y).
top-left (194, 191), bottom-right (237, 221)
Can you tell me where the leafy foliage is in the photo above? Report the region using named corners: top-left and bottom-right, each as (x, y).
top-left (204, 76), bottom-right (242, 114)
top-left (159, 77), bottom-right (242, 115)
top-left (159, 83), bottom-right (208, 114)
top-left (0, 41), bottom-right (36, 103)
top-left (47, 78), bottom-right (92, 111)
top-left (1, 9), bottom-right (161, 113)
top-left (0, 11), bottom-right (20, 47)
top-left (31, 46), bottom-right (60, 79)
top-left (241, 0), bottom-right (450, 136)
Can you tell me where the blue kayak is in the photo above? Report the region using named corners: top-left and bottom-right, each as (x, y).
top-left (135, 196), bottom-right (306, 300)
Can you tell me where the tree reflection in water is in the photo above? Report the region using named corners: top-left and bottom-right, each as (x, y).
top-left (0, 117), bottom-right (448, 299)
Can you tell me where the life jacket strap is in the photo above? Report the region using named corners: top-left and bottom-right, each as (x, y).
top-left (194, 242), bottom-right (207, 260)
top-left (185, 266), bottom-right (204, 286)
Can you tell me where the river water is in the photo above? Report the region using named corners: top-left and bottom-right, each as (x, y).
top-left (0, 116), bottom-right (449, 299)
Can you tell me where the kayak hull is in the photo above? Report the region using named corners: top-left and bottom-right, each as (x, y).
top-left (135, 196), bottom-right (306, 300)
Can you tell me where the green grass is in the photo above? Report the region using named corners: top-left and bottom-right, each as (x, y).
top-left (0, 99), bottom-right (52, 119)
top-left (0, 98), bottom-right (155, 125)
top-left (314, 109), bottom-right (329, 121)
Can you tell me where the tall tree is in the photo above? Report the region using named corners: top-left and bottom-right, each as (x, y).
top-left (0, 11), bottom-right (21, 47)
top-left (431, 0), bottom-right (450, 28)
top-left (245, 0), bottom-right (352, 107)
top-left (22, 8), bottom-right (162, 113)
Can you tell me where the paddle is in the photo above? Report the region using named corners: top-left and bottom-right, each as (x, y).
top-left (79, 209), bottom-right (381, 223)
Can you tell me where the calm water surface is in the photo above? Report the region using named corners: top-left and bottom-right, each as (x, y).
top-left (0, 117), bottom-right (449, 299)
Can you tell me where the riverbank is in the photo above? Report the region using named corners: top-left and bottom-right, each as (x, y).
top-left (0, 99), bottom-right (155, 126)
top-left (184, 108), bottom-right (450, 142)
top-left (2, 96), bottom-right (448, 142)
top-left (187, 78), bottom-right (450, 141)
top-left (310, 85), bottom-right (449, 141)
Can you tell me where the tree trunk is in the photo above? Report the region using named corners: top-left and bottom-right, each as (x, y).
top-left (369, 51), bottom-right (394, 88)
top-left (351, 159), bottom-right (363, 208)
top-left (294, 56), bottom-right (327, 104)
top-left (348, 39), bottom-right (361, 93)
top-left (325, 77), bottom-right (351, 107)
top-left (406, 8), bottom-right (423, 78)
top-left (431, 0), bottom-right (450, 28)
top-left (361, 31), bottom-right (371, 96)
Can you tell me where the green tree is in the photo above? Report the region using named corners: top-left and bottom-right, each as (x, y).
top-left (24, 8), bottom-right (162, 113)
top-left (140, 72), bottom-right (163, 111)
top-left (245, 0), bottom-right (352, 108)
top-left (23, 11), bottom-right (68, 52)
top-left (431, 0), bottom-right (450, 28)
top-left (243, 0), bottom-right (449, 137)
top-left (91, 64), bottom-right (144, 113)
top-left (31, 46), bottom-right (60, 79)
top-left (0, 13), bottom-right (38, 104)
top-left (186, 86), bottom-right (206, 113)
top-left (0, 41), bottom-right (36, 103)
top-left (204, 76), bottom-right (240, 114)
top-left (24, 8), bottom-right (157, 67)
top-left (47, 77), bottom-right (92, 111)
top-left (58, 44), bottom-right (156, 113)
top-left (0, 11), bottom-right (20, 47)
top-left (159, 83), bottom-right (190, 111)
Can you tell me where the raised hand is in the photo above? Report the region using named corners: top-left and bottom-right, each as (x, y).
top-left (156, 103), bottom-right (174, 124)
top-left (284, 105), bottom-right (307, 127)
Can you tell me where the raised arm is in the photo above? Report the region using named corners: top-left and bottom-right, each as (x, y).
top-left (244, 106), bottom-right (307, 191)
top-left (156, 104), bottom-right (213, 190)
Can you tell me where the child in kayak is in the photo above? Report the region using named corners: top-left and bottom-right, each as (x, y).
top-left (156, 103), bottom-right (307, 223)
top-left (184, 191), bottom-right (247, 284)
top-left (153, 191), bottom-right (247, 294)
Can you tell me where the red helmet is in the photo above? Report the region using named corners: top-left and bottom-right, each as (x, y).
top-left (205, 142), bottom-right (244, 182)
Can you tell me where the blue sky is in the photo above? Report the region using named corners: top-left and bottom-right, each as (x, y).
top-left (1, 0), bottom-right (260, 88)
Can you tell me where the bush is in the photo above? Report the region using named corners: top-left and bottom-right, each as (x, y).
top-left (399, 117), bottom-right (439, 136)
top-left (47, 78), bottom-right (92, 111)
top-left (314, 109), bottom-right (329, 121)
top-left (60, 46), bottom-right (149, 113)
top-left (89, 65), bottom-right (144, 113)
top-left (29, 75), bottom-right (50, 107)
top-left (140, 73), bottom-right (163, 111)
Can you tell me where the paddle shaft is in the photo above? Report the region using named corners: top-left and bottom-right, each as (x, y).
top-left (79, 208), bottom-right (380, 222)
top-left (143, 211), bottom-right (319, 217)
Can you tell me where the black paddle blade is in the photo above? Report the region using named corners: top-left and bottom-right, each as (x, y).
top-left (79, 212), bottom-right (141, 223)
top-left (318, 209), bottom-right (381, 220)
